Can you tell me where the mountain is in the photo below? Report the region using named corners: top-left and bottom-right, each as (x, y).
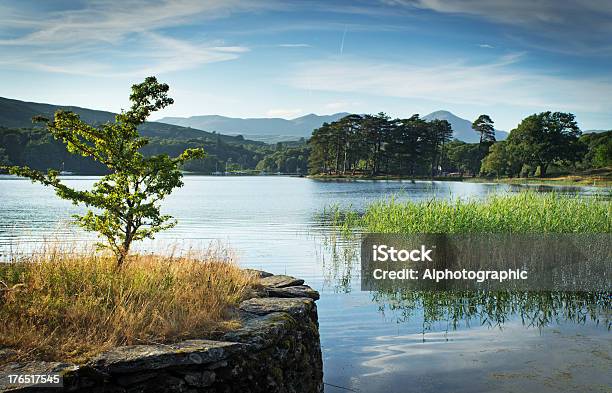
top-left (0, 98), bottom-right (511, 144)
top-left (0, 97), bottom-right (261, 144)
top-left (159, 111), bottom-right (509, 143)
top-left (157, 113), bottom-right (350, 142)
top-left (423, 110), bottom-right (508, 143)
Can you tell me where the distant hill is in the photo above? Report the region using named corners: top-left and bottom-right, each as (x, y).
top-left (584, 129), bottom-right (611, 134)
top-left (0, 98), bottom-right (516, 144)
top-left (423, 110), bottom-right (508, 143)
top-left (0, 97), bottom-right (261, 144)
top-left (160, 111), bottom-right (510, 143)
top-left (157, 113), bottom-right (350, 141)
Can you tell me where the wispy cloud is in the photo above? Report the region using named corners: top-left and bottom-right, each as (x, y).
top-left (0, 0), bottom-right (269, 76)
top-left (479, 44), bottom-right (494, 49)
top-left (286, 54), bottom-right (612, 113)
top-left (384, 0), bottom-right (612, 27)
top-left (383, 0), bottom-right (612, 55)
top-left (0, 0), bottom-right (275, 46)
top-left (0, 35), bottom-right (250, 77)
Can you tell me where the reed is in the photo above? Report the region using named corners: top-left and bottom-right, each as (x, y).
top-left (335, 192), bottom-right (611, 234)
top-left (0, 245), bottom-right (257, 364)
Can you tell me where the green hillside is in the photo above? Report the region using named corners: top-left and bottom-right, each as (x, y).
top-left (0, 97), bottom-right (278, 175)
top-left (0, 96), bottom-right (262, 143)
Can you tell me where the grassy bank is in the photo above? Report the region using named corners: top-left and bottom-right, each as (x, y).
top-left (467, 168), bottom-right (612, 187)
top-left (0, 248), bottom-right (257, 364)
top-left (331, 192), bottom-right (611, 234)
top-left (309, 173), bottom-right (464, 182)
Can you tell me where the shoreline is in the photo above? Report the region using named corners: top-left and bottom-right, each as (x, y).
top-left (307, 171), bottom-right (612, 187)
top-left (3, 172), bottom-right (610, 187)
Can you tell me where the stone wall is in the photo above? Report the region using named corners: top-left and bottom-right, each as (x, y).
top-left (0, 272), bottom-right (323, 393)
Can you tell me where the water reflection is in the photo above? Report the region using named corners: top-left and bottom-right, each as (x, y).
top-left (320, 233), bottom-right (611, 332)
top-left (372, 290), bottom-right (611, 331)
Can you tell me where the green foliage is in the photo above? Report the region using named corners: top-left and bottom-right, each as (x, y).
top-left (2, 77), bottom-right (205, 265)
top-left (578, 130), bottom-right (612, 169)
top-left (480, 115), bottom-right (610, 178)
top-left (0, 96), bottom-right (244, 140)
top-left (505, 111), bottom-right (582, 177)
top-left (0, 127), bottom-right (107, 173)
top-left (308, 113), bottom-right (453, 176)
top-left (3, 107), bottom-right (607, 182)
top-left (334, 192), bottom-right (611, 234)
top-left (592, 141), bottom-right (612, 167)
top-left (472, 114), bottom-right (496, 144)
top-left (0, 147), bottom-right (9, 165)
top-left (0, 127), bottom-right (291, 175)
top-left (442, 140), bottom-right (484, 176)
top-left (479, 141), bottom-right (525, 177)
top-left (256, 145), bottom-right (308, 173)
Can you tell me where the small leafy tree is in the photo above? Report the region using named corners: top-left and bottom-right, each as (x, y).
top-left (2, 77), bottom-right (204, 266)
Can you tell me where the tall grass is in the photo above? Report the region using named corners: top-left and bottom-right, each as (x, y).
top-left (341, 192), bottom-right (611, 234)
top-left (0, 246), bottom-right (257, 364)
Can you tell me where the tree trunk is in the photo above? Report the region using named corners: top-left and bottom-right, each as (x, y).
top-left (117, 252), bottom-right (126, 267)
top-left (117, 223), bottom-right (133, 268)
top-left (431, 154), bottom-right (437, 178)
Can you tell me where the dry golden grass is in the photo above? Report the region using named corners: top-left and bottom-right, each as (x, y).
top-left (0, 245), bottom-right (257, 364)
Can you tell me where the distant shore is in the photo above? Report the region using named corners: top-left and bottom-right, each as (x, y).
top-left (465, 173), bottom-right (612, 187)
top-left (4, 170), bottom-right (610, 187)
top-left (308, 168), bottom-right (612, 187)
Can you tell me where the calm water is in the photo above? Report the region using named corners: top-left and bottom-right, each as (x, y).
top-left (0, 175), bottom-right (610, 392)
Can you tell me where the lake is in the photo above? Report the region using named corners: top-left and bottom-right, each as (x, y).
top-left (0, 175), bottom-right (610, 392)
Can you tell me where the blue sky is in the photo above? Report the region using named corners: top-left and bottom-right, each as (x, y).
top-left (1, 0), bottom-right (611, 131)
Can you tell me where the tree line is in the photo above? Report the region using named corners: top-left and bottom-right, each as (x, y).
top-left (307, 112), bottom-right (493, 176)
top-left (0, 127), bottom-right (270, 175)
top-left (308, 111), bottom-right (610, 177)
top-left (481, 112), bottom-right (610, 177)
top-left (2, 111), bottom-right (609, 178)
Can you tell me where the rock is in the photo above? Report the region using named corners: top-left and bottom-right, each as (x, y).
top-left (206, 360), bottom-right (228, 370)
top-left (116, 371), bottom-right (158, 387)
top-left (243, 287), bottom-right (269, 300)
top-left (222, 312), bottom-right (295, 349)
top-left (266, 285), bottom-right (320, 300)
top-left (182, 370), bottom-right (215, 387)
top-left (87, 339), bottom-right (242, 374)
top-left (243, 269), bottom-right (273, 278)
top-left (239, 297), bottom-right (314, 317)
top-left (259, 275), bottom-right (304, 288)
